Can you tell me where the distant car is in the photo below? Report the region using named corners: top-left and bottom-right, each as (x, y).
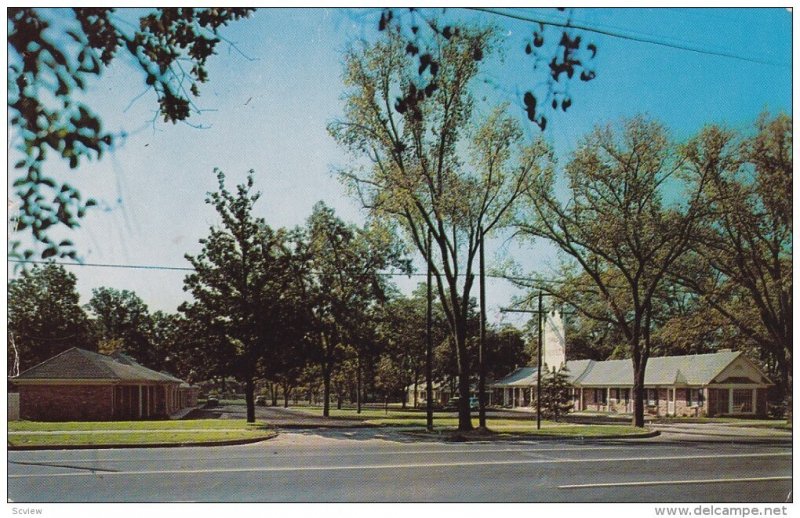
top-left (448, 396), bottom-right (480, 410)
top-left (205, 396), bottom-right (219, 408)
top-left (255, 395), bottom-right (267, 406)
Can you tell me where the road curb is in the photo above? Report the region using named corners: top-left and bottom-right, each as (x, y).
top-left (400, 429), bottom-right (661, 442)
top-left (7, 433), bottom-right (278, 451)
top-left (274, 423), bottom-right (379, 429)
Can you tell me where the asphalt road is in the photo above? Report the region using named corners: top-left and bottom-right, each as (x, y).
top-left (7, 427), bottom-right (792, 503)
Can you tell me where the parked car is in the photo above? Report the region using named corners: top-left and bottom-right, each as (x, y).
top-left (205, 396), bottom-right (219, 408)
top-left (448, 396), bottom-right (480, 410)
top-left (255, 395), bottom-right (267, 406)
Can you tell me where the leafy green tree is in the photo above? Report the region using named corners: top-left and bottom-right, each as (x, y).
top-left (484, 324), bottom-right (529, 381)
top-left (175, 302), bottom-right (236, 384)
top-left (374, 354), bottom-right (405, 410)
top-left (85, 287), bottom-right (154, 366)
top-left (302, 202), bottom-right (409, 417)
top-left (539, 366), bottom-right (573, 421)
top-left (676, 114), bottom-right (792, 420)
top-left (377, 294), bottom-right (428, 408)
top-left (182, 169), bottom-right (294, 423)
top-left (147, 310), bottom-right (185, 373)
top-left (330, 26), bottom-right (549, 431)
top-left (517, 116), bottom-right (711, 427)
top-left (8, 264), bottom-right (93, 374)
top-left (8, 7), bottom-right (254, 260)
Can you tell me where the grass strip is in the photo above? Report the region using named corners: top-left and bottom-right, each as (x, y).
top-left (8, 429), bottom-right (276, 447)
top-left (9, 419), bottom-right (270, 432)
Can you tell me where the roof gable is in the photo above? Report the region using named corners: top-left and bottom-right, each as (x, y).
top-left (575, 350), bottom-right (765, 386)
top-left (491, 367), bottom-right (538, 386)
top-left (712, 355), bottom-right (772, 385)
top-left (14, 347), bottom-right (183, 384)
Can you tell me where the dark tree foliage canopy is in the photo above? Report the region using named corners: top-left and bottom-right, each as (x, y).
top-left (8, 264), bottom-right (94, 374)
top-left (8, 7), bottom-right (254, 261)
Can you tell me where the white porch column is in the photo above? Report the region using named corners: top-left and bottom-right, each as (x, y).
top-left (606, 387), bottom-right (610, 410)
top-left (672, 388), bottom-right (676, 416)
top-left (728, 388), bottom-right (734, 414)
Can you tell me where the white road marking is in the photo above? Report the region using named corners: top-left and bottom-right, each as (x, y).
top-left (559, 476), bottom-right (792, 489)
top-left (7, 445), bottom-right (638, 464)
top-left (8, 452), bottom-right (790, 479)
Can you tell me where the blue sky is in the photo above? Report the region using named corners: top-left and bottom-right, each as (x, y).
top-left (7, 8), bottom-right (792, 327)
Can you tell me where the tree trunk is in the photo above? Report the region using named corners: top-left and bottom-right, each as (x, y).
top-left (785, 353), bottom-right (792, 425)
top-left (455, 328), bottom-right (473, 432)
top-left (631, 357), bottom-right (647, 428)
top-left (320, 332), bottom-right (334, 417)
top-left (322, 362), bottom-right (331, 417)
top-left (413, 368), bottom-right (419, 409)
top-left (271, 383), bottom-right (278, 406)
top-left (244, 377), bottom-right (255, 424)
top-left (356, 354), bottom-right (362, 414)
top-left (283, 384), bottom-right (291, 408)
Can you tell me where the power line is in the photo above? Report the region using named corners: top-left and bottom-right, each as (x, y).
top-left (471, 7), bottom-right (789, 69)
top-left (7, 258), bottom-right (573, 284)
top-left (8, 258), bottom-right (195, 272)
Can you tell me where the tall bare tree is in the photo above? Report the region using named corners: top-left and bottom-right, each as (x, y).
top-left (516, 116), bottom-right (710, 427)
top-left (676, 114), bottom-right (792, 421)
top-left (329, 26), bottom-right (549, 431)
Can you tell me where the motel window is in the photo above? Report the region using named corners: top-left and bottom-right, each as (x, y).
top-left (620, 388), bottom-right (629, 402)
top-left (610, 388), bottom-right (617, 401)
top-left (732, 389), bottom-right (753, 413)
top-left (596, 389), bottom-right (607, 404)
top-left (647, 389), bottom-right (657, 405)
top-left (687, 389), bottom-right (704, 407)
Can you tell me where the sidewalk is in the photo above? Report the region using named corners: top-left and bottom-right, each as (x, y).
top-left (8, 428), bottom-right (246, 435)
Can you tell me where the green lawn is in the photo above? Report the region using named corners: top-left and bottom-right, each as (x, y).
top-left (8, 419), bottom-right (265, 432)
top-left (292, 406), bottom-right (457, 420)
top-left (368, 417), bottom-right (647, 436)
top-left (291, 407), bottom-right (648, 436)
top-left (8, 419), bottom-right (276, 448)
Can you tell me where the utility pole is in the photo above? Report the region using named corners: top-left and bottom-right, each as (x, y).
top-left (536, 290), bottom-right (543, 431)
top-left (500, 289), bottom-right (545, 430)
top-left (478, 226), bottom-right (487, 429)
top-left (425, 229), bottom-right (434, 432)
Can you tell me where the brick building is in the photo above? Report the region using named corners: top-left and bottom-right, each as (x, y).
top-left (491, 311), bottom-right (772, 417)
top-left (492, 350), bottom-right (772, 418)
top-left (10, 347), bottom-right (198, 421)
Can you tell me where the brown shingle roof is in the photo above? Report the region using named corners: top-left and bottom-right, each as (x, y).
top-left (13, 347), bottom-right (183, 384)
